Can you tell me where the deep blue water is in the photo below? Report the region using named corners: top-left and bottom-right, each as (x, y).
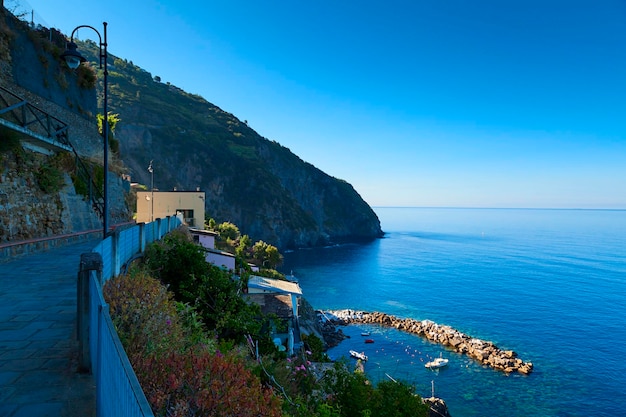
top-left (281, 208), bottom-right (626, 417)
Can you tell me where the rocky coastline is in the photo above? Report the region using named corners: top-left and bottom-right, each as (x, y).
top-left (320, 309), bottom-right (534, 375)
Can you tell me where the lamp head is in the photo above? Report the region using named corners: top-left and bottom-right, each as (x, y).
top-left (61, 41), bottom-right (87, 69)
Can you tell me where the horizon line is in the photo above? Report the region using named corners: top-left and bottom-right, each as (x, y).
top-left (371, 206), bottom-right (626, 211)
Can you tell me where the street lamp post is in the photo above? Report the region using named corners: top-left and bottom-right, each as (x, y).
top-left (61, 22), bottom-right (109, 239)
top-left (147, 160), bottom-right (154, 222)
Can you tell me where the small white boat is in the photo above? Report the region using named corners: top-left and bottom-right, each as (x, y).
top-left (425, 355), bottom-right (449, 369)
top-left (350, 350), bottom-right (368, 361)
top-left (361, 332), bottom-right (370, 336)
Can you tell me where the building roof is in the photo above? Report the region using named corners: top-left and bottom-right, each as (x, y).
top-left (245, 293), bottom-right (295, 318)
top-left (204, 247), bottom-right (236, 258)
top-left (189, 228), bottom-right (218, 237)
top-left (248, 275), bottom-right (303, 295)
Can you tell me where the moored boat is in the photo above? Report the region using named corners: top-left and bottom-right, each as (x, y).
top-left (349, 350), bottom-right (368, 361)
top-left (425, 356), bottom-right (449, 369)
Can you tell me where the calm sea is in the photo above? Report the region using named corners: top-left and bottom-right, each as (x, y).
top-left (281, 207), bottom-right (626, 417)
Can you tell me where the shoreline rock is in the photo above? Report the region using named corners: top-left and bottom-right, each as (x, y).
top-left (320, 309), bottom-right (533, 375)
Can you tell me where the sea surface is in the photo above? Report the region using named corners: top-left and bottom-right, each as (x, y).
top-left (281, 207), bottom-right (626, 417)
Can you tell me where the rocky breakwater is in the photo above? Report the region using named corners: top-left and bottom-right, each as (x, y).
top-left (323, 310), bottom-right (533, 375)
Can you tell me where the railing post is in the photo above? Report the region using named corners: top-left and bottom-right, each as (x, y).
top-left (77, 252), bottom-right (102, 373)
top-left (138, 222), bottom-right (146, 253)
top-left (156, 218), bottom-right (162, 239)
top-left (97, 304), bottom-right (108, 417)
top-left (20, 101), bottom-right (26, 127)
top-left (46, 113), bottom-right (51, 138)
top-left (112, 227), bottom-right (121, 277)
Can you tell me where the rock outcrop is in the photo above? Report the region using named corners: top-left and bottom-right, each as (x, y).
top-left (323, 310), bottom-right (534, 375)
top-left (424, 397), bottom-right (453, 417)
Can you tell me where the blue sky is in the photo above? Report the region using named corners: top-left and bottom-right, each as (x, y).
top-left (15, 0), bottom-right (626, 208)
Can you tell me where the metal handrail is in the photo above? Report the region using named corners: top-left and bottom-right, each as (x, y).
top-left (0, 85), bottom-right (104, 220)
top-left (0, 85), bottom-right (70, 145)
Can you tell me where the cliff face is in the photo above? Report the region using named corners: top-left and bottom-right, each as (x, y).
top-left (0, 9), bottom-right (131, 244)
top-left (104, 57), bottom-right (383, 249)
top-left (1, 8), bottom-right (383, 249)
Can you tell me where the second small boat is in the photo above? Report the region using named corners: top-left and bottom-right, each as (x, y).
top-left (425, 354), bottom-right (449, 369)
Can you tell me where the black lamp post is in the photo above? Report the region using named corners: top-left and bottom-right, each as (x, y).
top-left (61, 22), bottom-right (109, 238)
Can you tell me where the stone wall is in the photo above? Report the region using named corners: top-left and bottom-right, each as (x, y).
top-left (0, 149), bottom-right (101, 243)
top-left (0, 8), bottom-right (131, 244)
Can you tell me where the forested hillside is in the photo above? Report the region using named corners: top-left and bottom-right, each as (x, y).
top-left (84, 44), bottom-right (383, 248)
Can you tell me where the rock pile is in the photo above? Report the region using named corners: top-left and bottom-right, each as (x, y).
top-left (322, 309), bottom-right (533, 375)
top-left (423, 396), bottom-right (452, 417)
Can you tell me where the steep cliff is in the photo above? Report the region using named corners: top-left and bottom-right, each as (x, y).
top-left (1, 7), bottom-right (383, 249)
top-left (99, 54), bottom-right (383, 249)
top-left (0, 9), bottom-right (131, 244)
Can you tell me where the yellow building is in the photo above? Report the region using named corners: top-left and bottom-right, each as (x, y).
top-left (136, 190), bottom-right (205, 228)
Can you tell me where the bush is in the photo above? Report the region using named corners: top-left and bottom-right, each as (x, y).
top-left (302, 333), bottom-right (330, 362)
top-left (144, 229), bottom-right (209, 296)
top-left (370, 380), bottom-right (429, 417)
top-left (35, 163), bottom-right (65, 194)
top-left (103, 270), bottom-right (184, 356)
top-left (144, 230), bottom-right (266, 344)
top-left (0, 127), bottom-right (21, 153)
top-left (317, 362), bottom-right (430, 417)
top-left (133, 348), bottom-right (283, 417)
top-left (218, 221), bottom-right (240, 241)
top-left (104, 270), bottom-right (281, 416)
top-left (76, 63), bottom-right (97, 89)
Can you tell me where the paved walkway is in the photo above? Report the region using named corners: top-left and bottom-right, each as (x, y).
top-left (0, 240), bottom-right (98, 417)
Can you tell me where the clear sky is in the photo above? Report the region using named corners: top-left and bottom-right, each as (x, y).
top-left (13, 0), bottom-right (626, 208)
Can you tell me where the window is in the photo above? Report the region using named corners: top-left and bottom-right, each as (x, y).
top-left (177, 209), bottom-right (195, 226)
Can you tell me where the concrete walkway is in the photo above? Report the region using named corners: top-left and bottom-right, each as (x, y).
top-left (0, 240), bottom-right (98, 417)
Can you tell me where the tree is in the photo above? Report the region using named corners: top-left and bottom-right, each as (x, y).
top-left (236, 234), bottom-right (251, 258)
top-left (97, 111), bottom-right (120, 135)
top-left (371, 380), bottom-right (429, 417)
top-left (252, 240), bottom-right (269, 263)
top-left (144, 230), bottom-right (263, 343)
top-left (218, 221), bottom-right (240, 241)
top-left (252, 240), bottom-right (282, 269)
top-left (205, 216), bottom-right (216, 231)
top-left (265, 244), bottom-right (282, 269)
top-left (144, 230), bottom-right (209, 297)
top-left (97, 112), bottom-right (121, 153)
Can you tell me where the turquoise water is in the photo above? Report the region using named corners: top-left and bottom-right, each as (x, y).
top-left (281, 208), bottom-right (626, 417)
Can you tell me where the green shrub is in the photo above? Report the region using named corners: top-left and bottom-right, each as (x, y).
top-left (144, 230), bottom-right (265, 344)
top-left (0, 127), bottom-right (21, 153)
top-left (71, 173), bottom-right (88, 198)
top-left (76, 63), bottom-right (97, 89)
top-left (133, 348), bottom-right (283, 417)
top-left (35, 163), bottom-right (64, 193)
top-left (144, 229), bottom-right (209, 296)
top-left (302, 333), bottom-right (330, 362)
top-left (103, 270), bottom-right (184, 356)
top-left (370, 380), bottom-right (429, 417)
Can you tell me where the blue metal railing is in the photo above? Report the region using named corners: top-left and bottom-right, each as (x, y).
top-left (86, 216), bottom-right (181, 417)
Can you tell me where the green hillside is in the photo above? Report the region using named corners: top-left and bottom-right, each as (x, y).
top-left (79, 41), bottom-right (383, 249)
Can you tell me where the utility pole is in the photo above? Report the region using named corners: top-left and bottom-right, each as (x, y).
top-left (148, 160), bottom-right (154, 222)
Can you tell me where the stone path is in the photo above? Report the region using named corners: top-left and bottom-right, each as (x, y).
top-left (0, 240), bottom-right (98, 417)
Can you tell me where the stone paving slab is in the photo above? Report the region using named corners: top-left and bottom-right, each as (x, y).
top-left (0, 240), bottom-right (98, 417)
